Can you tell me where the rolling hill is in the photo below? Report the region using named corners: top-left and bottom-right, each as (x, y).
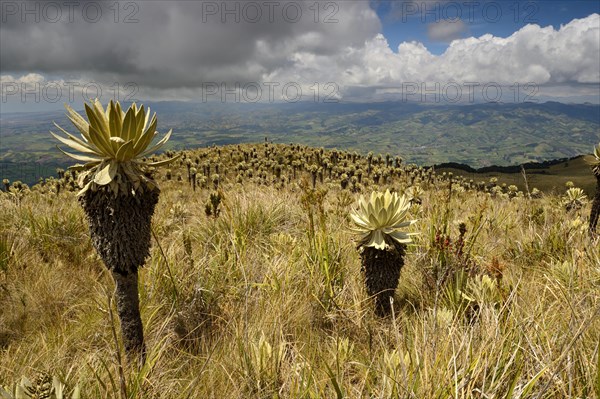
top-left (1, 100), bottom-right (598, 186)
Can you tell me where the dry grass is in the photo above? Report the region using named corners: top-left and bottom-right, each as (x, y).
top-left (0, 144), bottom-right (599, 398)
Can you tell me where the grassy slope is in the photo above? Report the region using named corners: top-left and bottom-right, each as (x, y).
top-left (0, 144), bottom-right (599, 398)
top-left (438, 156), bottom-right (598, 197)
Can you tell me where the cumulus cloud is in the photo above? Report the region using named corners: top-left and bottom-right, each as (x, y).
top-left (266, 13), bottom-right (600, 99)
top-left (434, 14), bottom-right (599, 85)
top-left (427, 19), bottom-right (467, 42)
top-left (0, 0), bottom-right (598, 103)
top-left (0, 73), bottom-right (45, 84)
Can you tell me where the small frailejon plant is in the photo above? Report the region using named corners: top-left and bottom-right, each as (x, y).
top-left (51, 99), bottom-right (179, 363)
top-left (238, 332), bottom-right (287, 395)
top-left (587, 143), bottom-right (600, 236)
top-left (350, 190), bottom-right (416, 315)
top-left (562, 187), bottom-right (587, 212)
top-left (0, 373), bottom-right (80, 399)
top-left (405, 185), bottom-right (424, 205)
top-left (205, 191), bottom-right (223, 218)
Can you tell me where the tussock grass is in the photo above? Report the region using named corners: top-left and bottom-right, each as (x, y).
top-left (1, 145), bottom-right (599, 398)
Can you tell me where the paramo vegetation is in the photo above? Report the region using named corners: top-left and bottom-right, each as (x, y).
top-left (0, 101), bottom-right (599, 398)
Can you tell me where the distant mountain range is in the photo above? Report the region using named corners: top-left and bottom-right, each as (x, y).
top-left (1, 100), bottom-right (598, 184)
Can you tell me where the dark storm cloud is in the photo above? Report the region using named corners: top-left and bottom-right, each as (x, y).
top-left (0, 0), bottom-right (381, 88)
top-left (1, 1), bottom-right (597, 102)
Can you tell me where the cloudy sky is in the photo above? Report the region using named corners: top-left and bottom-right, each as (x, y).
top-left (0, 0), bottom-right (599, 112)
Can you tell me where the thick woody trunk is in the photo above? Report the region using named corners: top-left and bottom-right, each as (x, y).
top-left (79, 187), bottom-right (159, 363)
top-left (112, 271), bottom-right (146, 363)
top-left (360, 242), bottom-right (406, 316)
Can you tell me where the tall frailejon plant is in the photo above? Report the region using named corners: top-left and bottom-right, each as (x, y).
top-left (588, 143), bottom-right (600, 236)
top-left (350, 190), bottom-right (416, 315)
top-left (51, 99), bottom-right (179, 362)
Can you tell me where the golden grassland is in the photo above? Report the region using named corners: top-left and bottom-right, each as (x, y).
top-left (0, 144), bottom-right (599, 398)
top-left (437, 155), bottom-right (597, 198)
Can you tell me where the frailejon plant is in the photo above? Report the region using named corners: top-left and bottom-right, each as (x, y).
top-left (405, 185), bottom-right (424, 205)
top-left (205, 191), bottom-right (222, 218)
top-left (0, 373), bottom-right (80, 399)
top-left (350, 190), bottom-right (416, 315)
top-left (51, 99), bottom-right (179, 362)
top-left (189, 167), bottom-right (197, 191)
top-left (562, 187), bottom-right (587, 212)
top-left (587, 143), bottom-right (600, 236)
